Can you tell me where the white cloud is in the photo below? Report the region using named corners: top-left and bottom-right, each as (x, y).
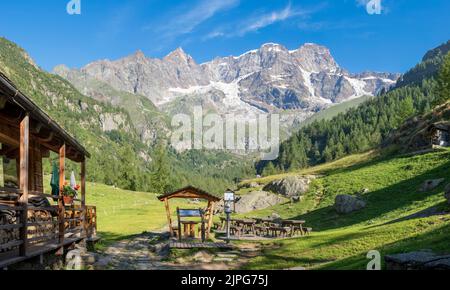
top-left (148, 0), bottom-right (239, 39)
top-left (238, 4), bottom-right (299, 36)
top-left (205, 3), bottom-right (325, 39)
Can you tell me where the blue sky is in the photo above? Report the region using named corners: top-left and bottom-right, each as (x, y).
top-left (0, 0), bottom-right (449, 73)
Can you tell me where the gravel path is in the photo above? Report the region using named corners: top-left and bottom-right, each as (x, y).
top-left (93, 232), bottom-right (261, 270)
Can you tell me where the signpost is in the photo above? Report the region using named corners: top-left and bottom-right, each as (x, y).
top-left (224, 189), bottom-right (235, 244)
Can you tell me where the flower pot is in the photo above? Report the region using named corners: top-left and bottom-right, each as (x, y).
top-left (63, 196), bottom-right (74, 205)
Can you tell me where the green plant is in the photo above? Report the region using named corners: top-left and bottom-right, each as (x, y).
top-left (62, 185), bottom-right (78, 198)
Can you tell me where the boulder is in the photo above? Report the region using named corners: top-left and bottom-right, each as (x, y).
top-left (445, 184), bottom-right (450, 205)
top-left (234, 191), bottom-right (285, 214)
top-left (214, 191), bottom-right (285, 214)
top-left (334, 194), bottom-right (366, 214)
top-left (263, 176), bottom-right (315, 197)
top-left (385, 250), bottom-right (450, 270)
top-left (419, 178), bottom-right (445, 192)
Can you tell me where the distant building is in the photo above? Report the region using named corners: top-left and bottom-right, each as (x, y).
top-left (429, 123), bottom-right (450, 147)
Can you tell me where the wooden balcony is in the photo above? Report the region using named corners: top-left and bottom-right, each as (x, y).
top-left (0, 192), bottom-right (98, 268)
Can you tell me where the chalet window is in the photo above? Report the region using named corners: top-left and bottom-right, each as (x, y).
top-left (0, 142), bottom-right (19, 189)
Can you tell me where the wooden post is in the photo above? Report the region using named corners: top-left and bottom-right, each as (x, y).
top-left (81, 159), bottom-right (87, 238)
top-left (19, 115), bottom-right (29, 257)
top-left (58, 144), bottom-right (66, 247)
top-left (207, 201), bottom-right (215, 238)
top-left (164, 198), bottom-right (173, 237)
top-left (177, 207), bottom-right (182, 242)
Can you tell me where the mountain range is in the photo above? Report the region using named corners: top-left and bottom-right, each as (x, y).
top-left (54, 43), bottom-right (399, 134)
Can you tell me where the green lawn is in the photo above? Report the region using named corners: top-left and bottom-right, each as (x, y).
top-left (43, 177), bottom-right (199, 247)
top-left (240, 148), bottom-right (450, 269)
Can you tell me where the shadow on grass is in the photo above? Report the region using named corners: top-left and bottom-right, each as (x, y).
top-left (377, 201), bottom-right (450, 227)
top-left (289, 156), bottom-right (450, 231)
top-left (318, 222), bottom-right (450, 270)
top-left (242, 254), bottom-right (335, 270)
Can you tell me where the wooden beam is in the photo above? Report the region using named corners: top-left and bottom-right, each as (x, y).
top-left (207, 201), bottom-right (215, 238)
top-left (58, 144), bottom-right (66, 247)
top-left (19, 114), bottom-right (29, 257)
top-left (81, 160), bottom-right (88, 238)
top-left (0, 122), bottom-right (19, 146)
top-left (164, 198), bottom-right (174, 237)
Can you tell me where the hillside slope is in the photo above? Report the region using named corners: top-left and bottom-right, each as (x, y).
top-left (0, 37), bottom-right (254, 193)
top-left (241, 149), bottom-right (450, 269)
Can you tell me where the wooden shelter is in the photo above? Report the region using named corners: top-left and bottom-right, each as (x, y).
top-left (0, 72), bottom-right (98, 268)
top-left (158, 186), bottom-right (221, 238)
top-left (429, 123), bottom-right (449, 147)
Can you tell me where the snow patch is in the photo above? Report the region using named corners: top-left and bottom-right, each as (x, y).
top-left (233, 49), bottom-right (258, 60)
top-left (300, 69), bottom-right (316, 98)
top-left (345, 76), bottom-right (372, 99)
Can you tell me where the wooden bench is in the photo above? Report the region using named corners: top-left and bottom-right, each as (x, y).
top-left (269, 226), bottom-right (290, 238)
top-left (230, 225), bottom-right (243, 238)
top-left (302, 227), bottom-right (312, 235)
top-left (254, 225), bottom-right (269, 237)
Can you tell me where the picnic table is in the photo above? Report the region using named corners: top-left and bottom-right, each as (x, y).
top-left (281, 220), bottom-right (306, 237)
top-left (234, 219), bottom-right (257, 235)
top-left (181, 221), bottom-right (200, 238)
top-left (253, 217), bottom-right (275, 226)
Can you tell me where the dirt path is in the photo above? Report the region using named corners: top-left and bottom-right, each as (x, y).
top-left (93, 232), bottom-right (262, 270)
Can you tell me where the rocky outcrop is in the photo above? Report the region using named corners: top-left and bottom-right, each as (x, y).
top-left (263, 176), bottom-right (315, 198)
top-left (334, 194), bottom-right (366, 214)
top-left (234, 191), bottom-right (285, 214)
top-left (419, 178), bottom-right (445, 192)
top-left (215, 191), bottom-right (285, 214)
top-left (385, 250), bottom-right (450, 270)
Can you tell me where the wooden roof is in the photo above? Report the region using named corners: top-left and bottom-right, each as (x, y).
top-left (158, 186), bottom-right (221, 202)
top-left (0, 72), bottom-right (90, 162)
top-left (427, 122), bottom-right (450, 134)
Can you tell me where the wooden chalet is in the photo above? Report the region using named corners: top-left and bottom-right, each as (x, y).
top-left (429, 123), bottom-right (450, 147)
top-left (0, 73), bottom-right (98, 268)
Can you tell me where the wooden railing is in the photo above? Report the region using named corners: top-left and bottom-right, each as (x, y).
top-left (0, 193), bottom-right (98, 267)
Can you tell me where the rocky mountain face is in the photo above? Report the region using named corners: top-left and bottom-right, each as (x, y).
top-left (55, 43), bottom-right (399, 122)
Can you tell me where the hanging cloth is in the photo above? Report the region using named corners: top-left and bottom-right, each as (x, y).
top-left (50, 162), bottom-right (59, 201)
